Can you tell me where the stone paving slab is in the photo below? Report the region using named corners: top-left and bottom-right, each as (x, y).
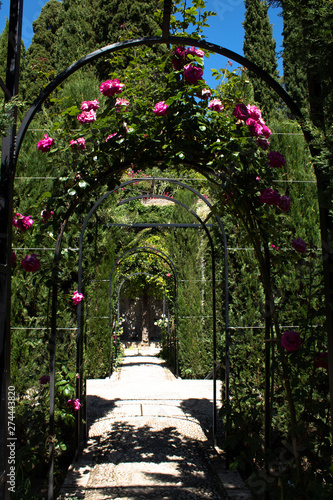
top-left (59, 347), bottom-right (253, 499)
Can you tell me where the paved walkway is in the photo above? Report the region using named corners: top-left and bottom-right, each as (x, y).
top-left (59, 346), bottom-right (252, 499)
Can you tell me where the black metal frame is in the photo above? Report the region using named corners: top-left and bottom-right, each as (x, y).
top-left (2, 1), bottom-right (332, 499)
top-left (75, 179), bottom-right (229, 459)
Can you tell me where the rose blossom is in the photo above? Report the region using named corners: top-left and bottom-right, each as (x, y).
top-left (41, 209), bottom-right (54, 223)
top-left (259, 188), bottom-right (281, 206)
top-left (256, 137), bottom-right (270, 151)
top-left (21, 254), bottom-right (41, 272)
top-left (292, 237), bottom-right (307, 253)
top-left (201, 88), bottom-right (212, 99)
top-left (208, 98), bottom-right (224, 112)
top-left (67, 398), bottom-right (81, 411)
top-left (262, 125), bottom-right (271, 138)
top-left (72, 291), bottom-right (84, 305)
top-left (314, 352), bottom-right (328, 370)
top-left (279, 195), bottom-right (291, 212)
top-left (153, 101), bottom-right (168, 116)
top-left (70, 137), bottom-right (86, 150)
top-left (105, 133), bottom-right (118, 142)
top-left (281, 330), bottom-right (302, 352)
top-left (39, 375), bottom-right (50, 385)
top-left (233, 103), bottom-right (248, 121)
top-left (77, 109), bottom-right (96, 124)
top-left (247, 105), bottom-right (262, 121)
top-left (11, 251), bottom-right (16, 266)
top-left (184, 64), bottom-right (203, 84)
top-left (80, 99), bottom-right (99, 111)
top-left (37, 134), bottom-right (54, 152)
top-left (187, 46), bottom-right (205, 57)
top-left (246, 117), bottom-right (263, 137)
top-left (267, 151), bottom-right (286, 169)
top-left (115, 97), bottom-right (129, 112)
top-left (172, 46), bottom-right (188, 70)
top-left (12, 213), bottom-right (34, 231)
top-left (100, 79), bottom-right (125, 97)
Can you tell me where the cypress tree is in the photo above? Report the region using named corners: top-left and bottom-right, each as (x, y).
top-left (20, 0), bottom-right (63, 103)
top-left (55, 0), bottom-right (99, 71)
top-left (243, 0), bottom-right (280, 117)
top-left (91, 0), bottom-right (164, 78)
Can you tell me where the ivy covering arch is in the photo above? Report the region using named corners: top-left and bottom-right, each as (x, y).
top-left (1, 0), bottom-right (332, 498)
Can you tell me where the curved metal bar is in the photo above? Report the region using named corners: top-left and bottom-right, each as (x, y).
top-left (77, 178), bottom-right (225, 444)
top-left (14, 35), bottom-right (304, 163)
top-left (116, 191), bottom-right (218, 441)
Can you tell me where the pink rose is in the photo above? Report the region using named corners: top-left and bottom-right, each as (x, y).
top-left (233, 103), bottom-right (248, 121)
top-left (70, 137), bottom-right (86, 150)
top-left (12, 213), bottom-right (34, 231)
top-left (281, 330), bottom-right (302, 352)
top-left (41, 209), bottom-right (54, 223)
top-left (279, 195), bottom-right (291, 212)
top-left (172, 46), bottom-right (188, 70)
top-left (259, 188), bottom-right (281, 206)
top-left (292, 237), bottom-right (307, 253)
top-left (100, 79), bottom-right (125, 97)
top-left (246, 117), bottom-right (263, 137)
top-left (67, 398), bottom-right (81, 411)
top-left (105, 133), bottom-right (118, 142)
top-left (267, 151), bottom-right (286, 169)
top-left (22, 254), bottom-right (41, 272)
top-left (187, 46), bottom-right (205, 57)
top-left (184, 64), bottom-right (203, 84)
top-left (201, 88), bottom-right (212, 99)
top-left (80, 99), bottom-right (99, 111)
top-left (72, 291), bottom-right (84, 305)
top-left (153, 101), bottom-right (168, 116)
top-left (37, 134), bottom-right (54, 152)
top-left (208, 98), bottom-right (224, 112)
top-left (256, 137), bottom-right (270, 151)
top-left (262, 125), bottom-right (271, 138)
top-left (77, 110), bottom-right (96, 123)
top-left (115, 97), bottom-right (129, 112)
top-left (247, 105), bottom-right (262, 121)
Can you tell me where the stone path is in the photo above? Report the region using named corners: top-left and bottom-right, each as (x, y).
top-left (59, 346), bottom-right (252, 499)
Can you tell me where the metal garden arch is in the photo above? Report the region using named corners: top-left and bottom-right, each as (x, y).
top-left (75, 178), bottom-right (229, 459)
top-left (2, 1), bottom-right (333, 499)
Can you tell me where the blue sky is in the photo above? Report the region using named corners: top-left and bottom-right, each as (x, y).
top-left (1, 0), bottom-right (283, 88)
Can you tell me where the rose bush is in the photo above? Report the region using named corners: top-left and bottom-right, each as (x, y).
top-left (26, 30), bottom-right (327, 496)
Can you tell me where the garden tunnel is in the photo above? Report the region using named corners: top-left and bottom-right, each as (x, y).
top-left (75, 178), bottom-right (229, 462)
top-left (108, 245), bottom-right (180, 374)
top-left (1, 1), bottom-right (333, 499)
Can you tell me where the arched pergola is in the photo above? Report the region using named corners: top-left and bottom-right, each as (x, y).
top-left (75, 179), bottom-right (229, 462)
top-left (1, 2), bottom-right (333, 499)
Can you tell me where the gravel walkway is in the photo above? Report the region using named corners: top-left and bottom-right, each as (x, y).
top-left (59, 346), bottom-right (252, 500)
